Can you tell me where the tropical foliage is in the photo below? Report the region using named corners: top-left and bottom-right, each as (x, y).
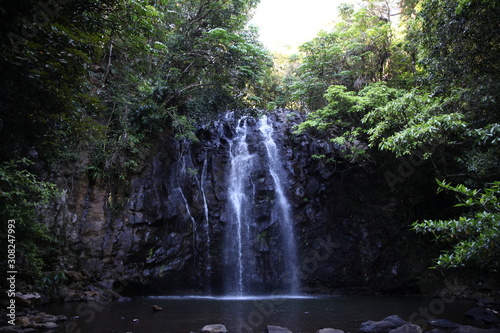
top-left (282, 0), bottom-right (500, 270)
top-left (1, 0), bottom-right (499, 282)
top-left (413, 180), bottom-right (500, 271)
top-left (0, 0), bottom-right (269, 282)
top-left (0, 159), bottom-right (60, 275)
top-left (0, 0), bottom-right (270, 170)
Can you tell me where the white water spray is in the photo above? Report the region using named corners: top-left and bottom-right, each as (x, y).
top-left (258, 116), bottom-right (300, 294)
top-left (223, 114), bottom-right (300, 295)
top-left (225, 118), bottom-right (256, 295)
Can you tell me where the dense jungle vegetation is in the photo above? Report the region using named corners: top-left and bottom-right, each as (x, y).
top-left (0, 0), bottom-right (499, 289)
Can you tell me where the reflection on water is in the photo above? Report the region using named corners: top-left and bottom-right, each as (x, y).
top-left (41, 295), bottom-right (476, 333)
top-left (150, 295), bottom-right (317, 300)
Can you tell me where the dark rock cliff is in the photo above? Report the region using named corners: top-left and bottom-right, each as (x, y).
top-left (45, 109), bottom-right (427, 295)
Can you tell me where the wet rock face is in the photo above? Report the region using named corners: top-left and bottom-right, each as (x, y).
top-left (46, 109), bottom-right (416, 294)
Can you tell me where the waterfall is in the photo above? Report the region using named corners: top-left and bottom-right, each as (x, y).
top-left (169, 113), bottom-right (300, 294)
top-left (200, 155), bottom-right (212, 280)
top-left (178, 187), bottom-right (198, 263)
top-left (177, 147), bottom-right (210, 286)
top-left (225, 117), bottom-right (256, 295)
top-left (258, 116), bottom-right (300, 294)
top-left (223, 114), bottom-right (300, 296)
top-left (176, 150), bottom-right (199, 270)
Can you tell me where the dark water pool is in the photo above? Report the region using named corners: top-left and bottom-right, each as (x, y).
top-left (41, 295), bottom-right (476, 333)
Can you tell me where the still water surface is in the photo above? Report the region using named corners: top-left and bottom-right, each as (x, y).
top-left (42, 295), bottom-right (476, 333)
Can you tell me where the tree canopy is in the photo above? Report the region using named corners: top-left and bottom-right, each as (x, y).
top-left (1, 0), bottom-right (499, 283)
top-left (276, 0), bottom-right (500, 272)
top-left (0, 0), bottom-right (269, 282)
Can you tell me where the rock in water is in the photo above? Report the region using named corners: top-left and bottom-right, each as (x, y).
top-left (317, 329), bottom-right (345, 333)
top-left (360, 315), bottom-right (408, 333)
top-left (15, 316), bottom-right (30, 327)
top-left (267, 325), bottom-right (293, 333)
top-left (152, 305), bottom-right (163, 312)
top-left (389, 324), bottom-right (423, 333)
top-left (453, 326), bottom-right (500, 333)
top-left (384, 315), bottom-right (408, 328)
top-left (0, 326), bottom-right (24, 332)
top-left (427, 319), bottom-right (460, 330)
top-left (201, 324), bottom-right (228, 333)
top-left (465, 307), bottom-right (500, 324)
top-left (56, 315), bottom-right (68, 322)
top-left (31, 322), bottom-right (59, 330)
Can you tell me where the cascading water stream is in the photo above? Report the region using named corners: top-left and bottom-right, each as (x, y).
top-left (223, 114), bottom-right (300, 296)
top-left (225, 117), bottom-right (256, 295)
top-left (200, 156), bottom-right (212, 280)
top-left (177, 150), bottom-right (200, 268)
top-left (258, 116), bottom-right (300, 294)
top-left (178, 187), bottom-right (198, 264)
top-left (170, 113), bottom-right (301, 295)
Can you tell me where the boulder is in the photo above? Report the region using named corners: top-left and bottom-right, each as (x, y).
top-left (360, 321), bottom-right (396, 333)
top-left (477, 298), bottom-right (500, 311)
top-left (267, 325), bottom-right (293, 333)
top-left (97, 279), bottom-right (114, 290)
top-left (0, 326), bottom-right (24, 333)
top-left (29, 322), bottom-right (59, 330)
top-left (17, 293), bottom-right (41, 303)
top-left (201, 324), bottom-right (228, 333)
top-left (152, 305), bottom-right (163, 312)
top-left (465, 307), bottom-right (500, 324)
top-left (40, 322), bottom-right (59, 329)
top-left (14, 295), bottom-right (32, 307)
top-left (452, 326), bottom-right (500, 333)
top-left (428, 319), bottom-right (461, 330)
top-left (427, 329), bottom-right (448, 333)
top-left (389, 324), bottom-right (423, 333)
top-left (40, 314), bottom-right (58, 322)
top-left (56, 315), bottom-right (68, 322)
top-left (317, 329), bottom-right (345, 333)
top-left (384, 316), bottom-right (408, 327)
top-left (360, 315), bottom-right (408, 333)
top-left (15, 316), bottom-right (31, 327)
